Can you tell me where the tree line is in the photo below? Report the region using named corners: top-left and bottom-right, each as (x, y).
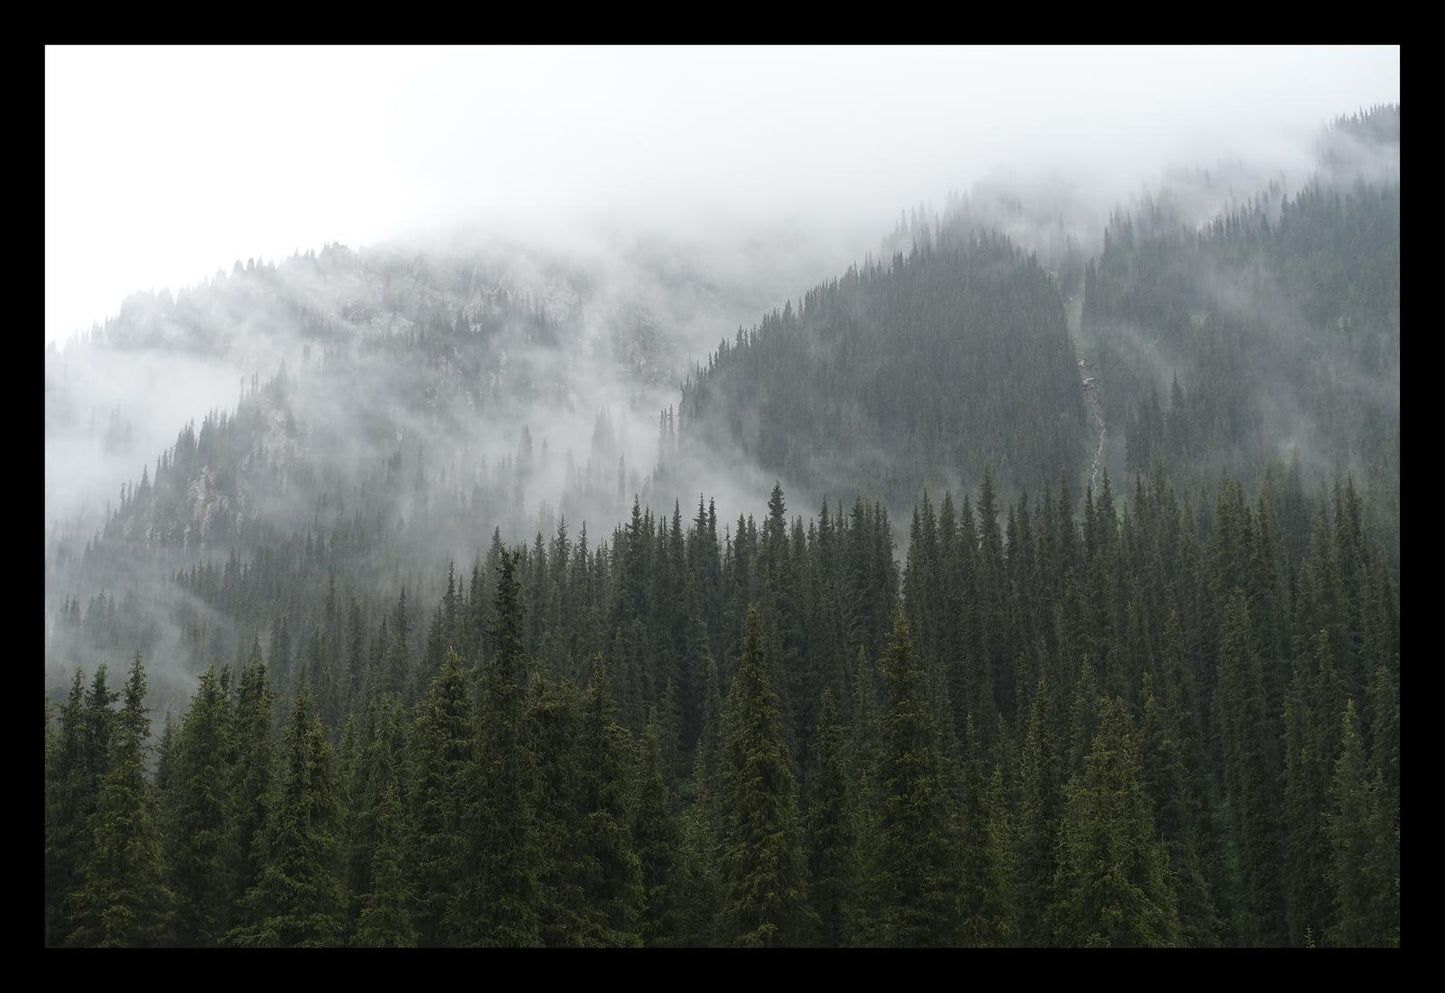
top-left (45, 469), bottom-right (1398, 946)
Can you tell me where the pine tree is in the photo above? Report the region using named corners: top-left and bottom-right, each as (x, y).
top-left (1017, 677), bottom-right (1063, 945)
top-left (452, 550), bottom-right (544, 946)
top-left (45, 670), bottom-right (90, 946)
top-left (635, 722), bottom-right (683, 946)
top-left (574, 661), bottom-right (644, 945)
top-left (1213, 589), bottom-right (1286, 945)
top-left (1325, 699), bottom-right (1391, 946)
top-left (678, 656), bottom-right (724, 945)
top-left (1048, 696), bottom-right (1182, 947)
top-left (1282, 629), bottom-right (1337, 945)
top-left (875, 608), bottom-right (956, 946)
top-left (166, 666), bottom-right (236, 945)
top-left (804, 688), bottom-right (855, 946)
top-left (339, 695), bottom-right (408, 940)
top-left (982, 757), bottom-right (1021, 945)
top-left (1139, 672), bottom-right (1219, 945)
top-left (406, 646), bottom-right (474, 946)
top-left (226, 686), bottom-right (344, 947)
top-left (958, 714), bottom-right (991, 945)
top-left (354, 780), bottom-right (418, 947)
top-left (716, 606), bottom-right (810, 946)
top-left (67, 653), bottom-right (174, 947)
top-left (1364, 663), bottom-right (1400, 946)
top-left (227, 660), bottom-right (274, 916)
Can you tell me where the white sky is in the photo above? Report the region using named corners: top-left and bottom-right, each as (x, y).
top-left (45, 45), bottom-right (1399, 345)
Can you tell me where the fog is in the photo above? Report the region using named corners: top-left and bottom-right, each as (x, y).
top-left (44, 46), bottom-right (1398, 697)
top-left (47, 46), bottom-right (1398, 345)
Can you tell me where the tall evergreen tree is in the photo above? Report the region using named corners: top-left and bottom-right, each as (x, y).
top-left (1213, 589), bottom-right (1286, 945)
top-left (716, 606), bottom-right (810, 947)
top-left (226, 686), bottom-right (344, 947)
top-left (354, 780), bottom-right (418, 947)
top-left (45, 671), bottom-right (91, 946)
top-left (634, 722), bottom-right (683, 946)
top-left (452, 550), bottom-right (544, 946)
top-left (166, 665), bottom-right (236, 945)
top-left (67, 653), bottom-right (173, 947)
top-left (804, 688), bottom-right (855, 946)
top-left (874, 609), bottom-right (956, 946)
top-left (1325, 699), bottom-right (1393, 947)
top-left (227, 660), bottom-right (274, 916)
top-left (1049, 696), bottom-right (1182, 947)
top-left (1017, 677), bottom-right (1063, 945)
top-left (406, 647), bottom-right (474, 946)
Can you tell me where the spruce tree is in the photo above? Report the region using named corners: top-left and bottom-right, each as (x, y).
top-left (452, 550), bottom-right (544, 946)
top-left (67, 653), bottom-right (173, 947)
top-left (45, 671), bottom-right (89, 946)
top-left (982, 758), bottom-right (1021, 945)
top-left (635, 723), bottom-right (683, 946)
top-left (678, 656), bottom-right (724, 945)
top-left (1048, 696), bottom-right (1182, 947)
top-left (716, 606), bottom-right (809, 947)
top-left (166, 666), bottom-right (236, 945)
top-left (405, 646), bottom-right (474, 946)
top-left (875, 608), bottom-right (956, 946)
top-left (227, 686), bottom-right (344, 947)
top-left (1017, 677), bottom-right (1062, 945)
top-left (575, 662), bottom-right (644, 945)
top-left (354, 780), bottom-right (419, 947)
top-left (1213, 589), bottom-right (1286, 944)
top-left (804, 688), bottom-right (855, 946)
top-left (227, 660), bottom-right (274, 916)
top-left (1325, 699), bottom-right (1392, 946)
top-left (1139, 672), bottom-right (1219, 945)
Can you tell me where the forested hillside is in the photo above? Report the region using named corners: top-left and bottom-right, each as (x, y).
top-left (1088, 108), bottom-right (1400, 559)
top-left (676, 232), bottom-right (1085, 511)
top-left (45, 471), bottom-right (1399, 947)
top-left (44, 103), bottom-right (1400, 948)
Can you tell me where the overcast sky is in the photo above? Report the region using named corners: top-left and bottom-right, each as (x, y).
top-left (44, 45), bottom-right (1399, 345)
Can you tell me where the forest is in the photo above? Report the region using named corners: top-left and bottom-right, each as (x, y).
top-left (43, 104), bottom-right (1400, 948)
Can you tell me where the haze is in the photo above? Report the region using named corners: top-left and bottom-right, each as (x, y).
top-left (45, 45), bottom-right (1398, 346)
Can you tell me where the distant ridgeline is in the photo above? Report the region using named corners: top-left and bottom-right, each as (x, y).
top-left (675, 231), bottom-right (1086, 515)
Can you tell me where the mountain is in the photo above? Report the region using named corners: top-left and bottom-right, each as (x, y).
top-left (44, 105), bottom-right (1400, 949)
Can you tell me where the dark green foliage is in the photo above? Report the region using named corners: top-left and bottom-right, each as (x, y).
top-left (634, 723), bottom-right (683, 946)
top-left (405, 647), bottom-right (474, 946)
top-left (451, 550), bottom-right (545, 946)
top-left (41, 466), bottom-right (1400, 947)
top-left (874, 609), bottom-right (956, 946)
top-left (43, 132), bottom-right (1400, 950)
top-left (45, 671), bottom-right (91, 946)
top-left (681, 234), bottom-right (1085, 508)
top-left (1016, 678), bottom-right (1063, 946)
top-left (1091, 172), bottom-right (1399, 543)
top-left (1049, 697), bottom-right (1182, 947)
top-left (42, 443), bottom-right (1398, 948)
top-left (164, 666), bottom-right (236, 945)
top-left (1213, 589), bottom-right (1286, 945)
top-left (354, 781), bottom-right (418, 947)
top-left (66, 654), bottom-right (174, 947)
top-left (804, 688), bottom-right (855, 946)
top-left (227, 660), bottom-right (274, 916)
top-left (226, 687), bottom-right (344, 947)
top-left (1325, 699), bottom-right (1394, 946)
top-left (1140, 673), bottom-right (1219, 945)
top-left (716, 607), bottom-right (809, 946)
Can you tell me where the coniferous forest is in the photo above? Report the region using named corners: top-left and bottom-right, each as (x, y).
top-left (44, 102), bottom-right (1400, 948)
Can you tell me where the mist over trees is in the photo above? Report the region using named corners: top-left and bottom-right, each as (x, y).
top-left (44, 100), bottom-right (1399, 948)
